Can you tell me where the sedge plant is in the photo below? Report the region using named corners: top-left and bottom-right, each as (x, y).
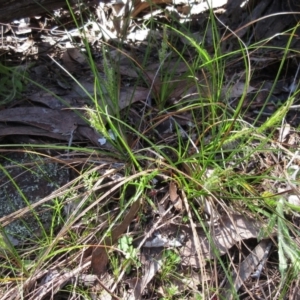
top-left (2, 2), bottom-right (300, 299)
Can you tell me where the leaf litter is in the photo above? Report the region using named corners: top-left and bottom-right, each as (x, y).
top-left (1, 0), bottom-right (300, 299)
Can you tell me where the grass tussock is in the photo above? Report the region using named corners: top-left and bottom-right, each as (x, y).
top-left (1, 1), bottom-right (300, 299)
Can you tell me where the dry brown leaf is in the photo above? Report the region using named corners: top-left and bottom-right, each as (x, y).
top-left (152, 214), bottom-right (266, 267)
top-left (221, 239), bottom-right (271, 299)
top-left (0, 107), bottom-right (106, 146)
top-left (29, 91), bottom-right (75, 109)
top-left (182, 214), bottom-right (263, 265)
top-left (118, 65), bottom-right (139, 78)
top-left (0, 124), bottom-right (79, 141)
top-left (62, 47), bottom-right (87, 73)
top-left (62, 50), bottom-right (76, 74)
top-left (0, 107), bottom-right (85, 135)
top-left (225, 81), bottom-right (256, 98)
top-left (91, 200), bottom-right (141, 276)
top-left (67, 48), bottom-right (86, 65)
top-left (131, 0), bottom-right (172, 18)
top-left (128, 252), bottom-right (163, 300)
top-left (169, 181), bottom-right (182, 211)
top-left (119, 86), bottom-right (149, 109)
top-left (76, 125), bottom-right (104, 147)
top-left (181, 190), bottom-right (206, 270)
top-left (169, 79), bottom-right (198, 99)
